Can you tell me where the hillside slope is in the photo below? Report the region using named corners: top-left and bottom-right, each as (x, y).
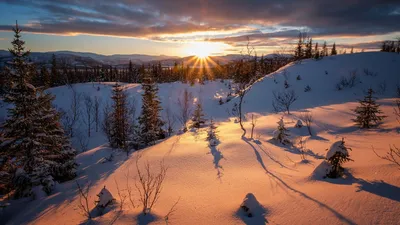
top-left (1, 52), bottom-right (399, 225)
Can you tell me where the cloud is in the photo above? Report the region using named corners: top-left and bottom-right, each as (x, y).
top-left (0, 0), bottom-right (399, 47)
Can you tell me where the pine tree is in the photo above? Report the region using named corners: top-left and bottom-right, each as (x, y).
top-left (326, 138), bottom-right (352, 178)
top-left (305, 38), bottom-right (313, 59)
top-left (206, 119), bottom-right (218, 146)
top-left (353, 88), bottom-right (386, 128)
top-left (110, 83), bottom-right (130, 152)
top-left (40, 65), bottom-right (51, 89)
top-left (190, 102), bottom-right (206, 129)
top-left (1, 23), bottom-right (76, 197)
top-left (321, 41), bottom-right (328, 57)
top-left (350, 47), bottom-right (354, 54)
top-left (138, 74), bottom-right (165, 146)
top-left (331, 43), bottom-right (337, 55)
top-left (273, 117), bottom-right (290, 145)
top-left (50, 54), bottom-right (59, 86)
top-left (314, 42), bottom-right (320, 59)
top-left (295, 33), bottom-right (304, 60)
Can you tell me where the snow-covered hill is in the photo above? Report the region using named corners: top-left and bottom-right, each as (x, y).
top-left (1, 52), bottom-right (399, 225)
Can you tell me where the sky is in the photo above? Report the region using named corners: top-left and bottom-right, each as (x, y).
top-left (0, 0), bottom-right (399, 56)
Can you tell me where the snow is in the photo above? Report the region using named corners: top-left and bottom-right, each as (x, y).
top-left (326, 140), bottom-right (349, 159)
top-left (96, 186), bottom-right (114, 208)
top-left (1, 52), bottom-right (400, 225)
top-left (295, 119), bottom-right (303, 128)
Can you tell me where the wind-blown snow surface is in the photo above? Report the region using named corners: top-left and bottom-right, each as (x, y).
top-left (1, 52), bottom-right (400, 225)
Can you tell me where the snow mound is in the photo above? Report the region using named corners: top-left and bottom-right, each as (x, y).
top-left (326, 140), bottom-right (349, 159)
top-left (309, 161), bottom-right (332, 180)
top-left (96, 186), bottom-right (114, 208)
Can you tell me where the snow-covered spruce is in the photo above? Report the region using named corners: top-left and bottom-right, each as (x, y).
top-left (190, 101), bottom-right (206, 129)
top-left (273, 117), bottom-right (291, 145)
top-left (206, 119), bottom-right (218, 146)
top-left (138, 73), bottom-right (165, 146)
top-left (325, 138), bottom-right (353, 178)
top-left (1, 24), bottom-right (76, 197)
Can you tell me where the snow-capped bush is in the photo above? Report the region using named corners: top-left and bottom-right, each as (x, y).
top-left (96, 186), bottom-right (114, 209)
top-left (240, 193), bottom-right (265, 218)
top-left (325, 138), bottom-right (353, 178)
top-left (207, 119), bottom-right (218, 146)
top-left (295, 120), bottom-right (303, 128)
top-left (273, 118), bottom-right (290, 145)
top-left (310, 160), bottom-right (332, 180)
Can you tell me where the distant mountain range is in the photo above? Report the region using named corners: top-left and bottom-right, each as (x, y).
top-left (0, 50), bottom-right (291, 68)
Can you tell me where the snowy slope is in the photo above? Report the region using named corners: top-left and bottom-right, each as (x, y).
top-left (1, 52), bottom-right (399, 225)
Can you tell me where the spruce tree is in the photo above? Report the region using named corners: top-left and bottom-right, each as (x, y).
top-left (40, 65), bottom-right (51, 89)
top-left (314, 42), bottom-right (320, 59)
top-left (50, 54), bottom-right (59, 87)
top-left (1, 23), bottom-right (76, 197)
top-left (326, 138), bottom-right (352, 178)
top-left (353, 88), bottom-right (385, 128)
top-left (331, 43), bottom-right (337, 55)
top-left (190, 102), bottom-right (206, 129)
top-left (295, 33), bottom-right (303, 60)
top-left (110, 82), bottom-right (130, 152)
top-left (138, 74), bottom-right (165, 146)
top-left (322, 41), bottom-right (328, 57)
top-left (305, 38), bottom-right (313, 59)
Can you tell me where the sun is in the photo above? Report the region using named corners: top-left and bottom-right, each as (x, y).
top-left (187, 42), bottom-right (214, 58)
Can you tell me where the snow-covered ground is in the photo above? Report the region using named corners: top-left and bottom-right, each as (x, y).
top-left (1, 52), bottom-right (399, 224)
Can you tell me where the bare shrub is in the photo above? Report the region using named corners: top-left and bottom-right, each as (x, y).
top-left (299, 112), bottom-right (313, 136)
top-left (250, 114), bottom-right (258, 139)
top-left (164, 197), bottom-right (181, 225)
top-left (114, 178), bottom-right (126, 211)
top-left (135, 155), bottom-right (167, 215)
top-left (376, 81), bottom-right (387, 95)
top-left (60, 89), bottom-right (82, 137)
top-left (177, 89), bottom-right (193, 132)
top-left (164, 105), bottom-right (176, 136)
top-left (93, 96), bottom-right (102, 133)
top-left (76, 181), bottom-right (92, 219)
top-left (76, 131), bottom-right (89, 152)
top-left (336, 70), bottom-right (359, 90)
top-left (363, 68), bottom-right (378, 77)
top-left (373, 145), bottom-right (400, 168)
top-left (272, 90), bottom-right (298, 114)
top-left (297, 137), bottom-right (307, 161)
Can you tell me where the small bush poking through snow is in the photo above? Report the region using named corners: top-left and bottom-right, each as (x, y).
top-left (273, 117), bottom-right (291, 145)
top-left (206, 119), bottom-right (218, 146)
top-left (304, 85), bottom-right (311, 92)
top-left (295, 120), bottom-right (303, 128)
top-left (96, 186), bottom-right (114, 209)
top-left (325, 138), bottom-right (353, 178)
top-left (240, 193), bottom-right (260, 218)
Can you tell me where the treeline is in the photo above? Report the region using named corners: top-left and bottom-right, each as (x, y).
top-left (294, 32), bottom-right (341, 61)
top-left (0, 53), bottom-right (292, 92)
top-left (381, 40), bottom-right (400, 53)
